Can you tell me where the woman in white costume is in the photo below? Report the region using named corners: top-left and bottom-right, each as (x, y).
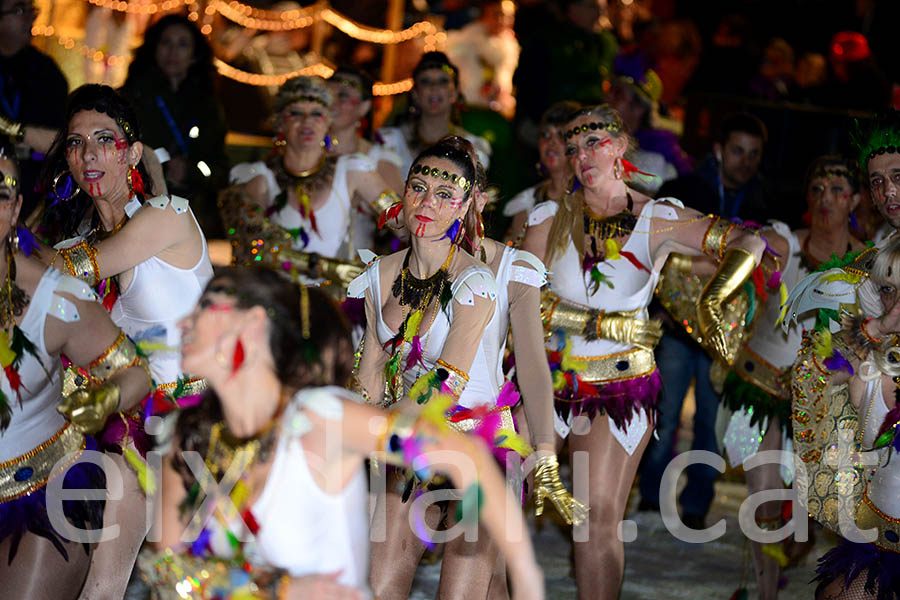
top-left (521, 104), bottom-right (765, 598)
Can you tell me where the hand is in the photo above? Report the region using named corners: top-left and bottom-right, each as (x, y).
top-left (320, 258), bottom-right (364, 286)
top-left (872, 297), bottom-right (900, 339)
top-left (281, 572), bottom-right (364, 600)
top-left (57, 382), bottom-right (120, 434)
top-left (533, 454), bottom-right (588, 526)
top-left (696, 248), bottom-right (756, 364)
top-left (696, 301), bottom-right (729, 361)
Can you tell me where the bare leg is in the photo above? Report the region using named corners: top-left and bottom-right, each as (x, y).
top-left (78, 451), bottom-right (149, 600)
top-left (369, 480), bottom-right (440, 600)
top-left (745, 417), bottom-right (786, 600)
top-left (437, 504), bottom-right (509, 600)
top-left (569, 413), bottom-right (653, 600)
top-left (0, 534), bottom-right (91, 600)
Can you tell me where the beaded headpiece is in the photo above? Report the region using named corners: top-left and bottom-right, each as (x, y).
top-left (275, 76), bottom-right (333, 113)
top-left (410, 164), bottom-right (471, 192)
top-left (564, 121), bottom-right (621, 140)
top-left (853, 113), bottom-right (900, 172)
top-left (0, 171), bottom-right (16, 191)
top-left (116, 117), bottom-right (136, 143)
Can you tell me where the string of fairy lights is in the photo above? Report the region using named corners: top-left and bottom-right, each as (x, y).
top-left (36, 0), bottom-right (444, 94)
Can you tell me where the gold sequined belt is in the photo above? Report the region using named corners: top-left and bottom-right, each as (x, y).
top-left (0, 422), bottom-right (86, 503)
top-left (448, 406), bottom-right (515, 433)
top-left (733, 345), bottom-right (788, 400)
top-left (155, 377), bottom-right (208, 403)
top-left (554, 347), bottom-right (656, 394)
top-left (857, 492), bottom-right (900, 553)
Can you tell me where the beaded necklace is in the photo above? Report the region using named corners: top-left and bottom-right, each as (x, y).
top-left (581, 192), bottom-right (638, 294)
top-left (383, 245), bottom-right (456, 405)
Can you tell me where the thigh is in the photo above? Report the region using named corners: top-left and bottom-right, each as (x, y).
top-left (0, 533), bottom-right (90, 600)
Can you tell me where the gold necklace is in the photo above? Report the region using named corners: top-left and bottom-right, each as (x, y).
top-left (284, 152), bottom-right (326, 179)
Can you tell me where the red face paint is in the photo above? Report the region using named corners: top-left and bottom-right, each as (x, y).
top-left (415, 223), bottom-right (426, 237)
top-left (114, 137), bottom-right (128, 151)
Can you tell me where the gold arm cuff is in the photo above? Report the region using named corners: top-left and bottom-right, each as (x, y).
top-left (733, 345), bottom-right (787, 400)
top-left (448, 405), bottom-right (515, 433)
top-left (857, 492), bottom-right (900, 553)
top-left (0, 423), bottom-right (85, 503)
top-left (371, 190), bottom-right (400, 214)
top-left (541, 290), bottom-right (590, 334)
top-left (88, 331), bottom-right (142, 381)
top-left (59, 240), bottom-right (100, 287)
top-left (554, 347), bottom-right (656, 390)
top-left (436, 359), bottom-right (469, 399)
top-left (701, 217), bottom-right (736, 260)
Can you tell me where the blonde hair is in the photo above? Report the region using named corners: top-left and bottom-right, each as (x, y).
top-left (544, 104), bottom-right (630, 269)
top-left (871, 236), bottom-right (900, 292)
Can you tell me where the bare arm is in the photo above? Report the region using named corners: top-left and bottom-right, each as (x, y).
top-left (355, 289), bottom-right (388, 405)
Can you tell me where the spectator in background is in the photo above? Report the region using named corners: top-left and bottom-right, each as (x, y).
top-left (749, 38), bottom-right (794, 101)
top-left (606, 51), bottom-right (692, 195)
top-left (791, 51), bottom-right (828, 104)
top-left (638, 113), bottom-right (770, 530)
top-left (687, 13), bottom-right (757, 97)
top-left (446, 0), bottom-right (520, 118)
top-left (120, 14), bottom-right (229, 238)
top-left (821, 31), bottom-right (891, 111)
top-left (658, 112), bottom-right (769, 223)
top-left (0, 0), bottom-right (68, 219)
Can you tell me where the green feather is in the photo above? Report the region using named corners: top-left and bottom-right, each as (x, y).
top-left (743, 281), bottom-right (756, 325)
top-left (384, 351), bottom-right (402, 382)
top-left (454, 483), bottom-right (483, 526)
top-left (440, 285), bottom-right (452, 311)
top-left (0, 389), bottom-right (10, 433)
top-left (873, 429), bottom-right (895, 449)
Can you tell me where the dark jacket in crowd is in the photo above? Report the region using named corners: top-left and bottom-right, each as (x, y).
top-left (0, 45), bottom-right (68, 218)
top-left (120, 69), bottom-right (229, 237)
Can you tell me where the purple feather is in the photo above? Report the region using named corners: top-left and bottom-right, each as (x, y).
top-left (554, 369), bottom-right (662, 431)
top-left (405, 336), bottom-right (425, 372)
top-left (15, 226), bottom-right (37, 257)
top-left (876, 406), bottom-right (900, 438)
top-left (814, 537), bottom-right (900, 600)
top-left (190, 527), bottom-right (211, 556)
top-left (497, 381), bottom-right (520, 408)
top-left (767, 270), bottom-right (782, 289)
top-left (824, 350), bottom-right (854, 374)
top-left (850, 211), bottom-right (862, 234)
top-left (439, 219), bottom-right (462, 243)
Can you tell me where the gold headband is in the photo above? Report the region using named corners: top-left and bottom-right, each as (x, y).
top-left (116, 117), bottom-right (135, 142)
top-left (564, 121), bottom-right (620, 140)
top-left (410, 164), bottom-right (471, 192)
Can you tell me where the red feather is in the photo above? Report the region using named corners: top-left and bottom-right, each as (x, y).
top-left (620, 250), bottom-right (650, 273)
top-left (4, 365), bottom-right (22, 398)
top-left (378, 202), bottom-right (403, 229)
top-left (620, 158), bottom-right (654, 180)
top-left (751, 266), bottom-right (769, 303)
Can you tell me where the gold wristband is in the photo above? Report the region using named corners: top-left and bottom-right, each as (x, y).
top-left (436, 359), bottom-right (469, 399)
top-left (88, 331), bottom-right (142, 382)
top-left (541, 291), bottom-right (590, 334)
top-left (59, 240), bottom-right (100, 287)
top-left (371, 190), bottom-right (400, 214)
top-left (701, 217), bottom-right (736, 260)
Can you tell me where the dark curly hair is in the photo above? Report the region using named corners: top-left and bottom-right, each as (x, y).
top-left (172, 266), bottom-right (354, 492)
top-left (124, 14), bottom-right (215, 94)
top-left (39, 85), bottom-right (155, 241)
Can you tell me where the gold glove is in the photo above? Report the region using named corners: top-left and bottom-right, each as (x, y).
top-left (696, 247), bottom-right (756, 364)
top-left (319, 256), bottom-right (363, 286)
top-left (534, 454), bottom-right (588, 526)
top-left (540, 290), bottom-right (590, 335)
top-left (666, 253), bottom-right (693, 273)
top-left (58, 381), bottom-right (120, 434)
top-left (0, 114), bottom-right (23, 142)
top-left (593, 311), bottom-right (663, 350)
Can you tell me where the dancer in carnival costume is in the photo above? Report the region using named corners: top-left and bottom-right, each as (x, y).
top-left (223, 76), bottom-right (400, 291)
top-left (719, 156), bottom-right (865, 599)
top-left (0, 142), bottom-right (151, 600)
top-left (143, 267), bottom-right (544, 600)
top-left (38, 84), bottom-right (213, 598)
top-left (378, 52), bottom-right (492, 178)
top-left (503, 102), bottom-right (579, 245)
top-left (789, 238), bottom-right (900, 600)
top-left (327, 67), bottom-right (405, 253)
top-left (520, 105), bottom-right (766, 598)
top-left (351, 137), bottom-right (535, 599)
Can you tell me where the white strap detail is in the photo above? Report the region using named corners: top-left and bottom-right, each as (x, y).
top-left (357, 249), bottom-right (378, 264)
top-left (53, 236), bottom-right (84, 251)
top-left (124, 196), bottom-right (142, 217)
top-left (295, 387), bottom-right (345, 420)
top-left (347, 261), bottom-right (377, 299)
top-left (169, 195), bottom-right (190, 214)
top-left (526, 200), bottom-right (558, 226)
top-left (49, 294), bottom-right (81, 322)
top-left (510, 265), bottom-right (547, 288)
top-left (154, 147), bottom-right (171, 163)
top-left (451, 266), bottom-right (498, 306)
top-left (502, 187), bottom-right (538, 217)
top-left (780, 268), bottom-right (862, 333)
top-left (512, 249), bottom-right (546, 273)
top-left (55, 276), bottom-right (98, 301)
top-left (342, 153), bottom-right (377, 173)
top-left (147, 195), bottom-right (171, 210)
top-left (655, 196), bottom-right (684, 209)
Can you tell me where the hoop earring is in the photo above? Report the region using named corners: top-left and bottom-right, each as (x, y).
top-left (613, 158), bottom-right (624, 180)
top-left (8, 227), bottom-right (19, 255)
top-left (52, 170), bottom-right (77, 202)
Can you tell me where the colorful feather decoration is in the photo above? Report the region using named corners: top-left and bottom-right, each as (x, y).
top-left (124, 446), bottom-right (156, 494)
top-left (604, 238), bottom-right (620, 260)
top-left (589, 267), bottom-right (615, 292)
top-left (439, 219), bottom-right (462, 243)
top-left (496, 381), bottom-right (520, 408)
top-left (454, 483), bottom-right (484, 526)
top-left (813, 328), bottom-right (833, 359)
top-left (823, 350), bottom-right (853, 374)
top-left (743, 281), bottom-right (756, 325)
top-left (16, 226), bottom-right (37, 257)
top-left (620, 250), bottom-right (650, 273)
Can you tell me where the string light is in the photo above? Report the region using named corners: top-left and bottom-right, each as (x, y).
top-left (32, 24), bottom-right (128, 65)
top-left (373, 79), bottom-right (413, 96)
top-left (319, 8), bottom-right (436, 44)
top-left (210, 0), bottom-right (315, 31)
top-left (84, 0), bottom-right (191, 14)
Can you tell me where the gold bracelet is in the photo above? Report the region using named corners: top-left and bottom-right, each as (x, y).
top-left (87, 332), bottom-right (142, 382)
top-left (861, 318), bottom-right (883, 345)
top-left (59, 240), bottom-right (100, 287)
top-left (701, 217), bottom-right (735, 260)
top-left (371, 190), bottom-right (400, 214)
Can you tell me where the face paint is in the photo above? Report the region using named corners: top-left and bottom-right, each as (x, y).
top-left (415, 223), bottom-right (426, 237)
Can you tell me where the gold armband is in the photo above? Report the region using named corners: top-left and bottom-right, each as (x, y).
top-left (59, 240), bottom-right (100, 287)
top-left (371, 190), bottom-right (400, 214)
top-left (540, 290), bottom-right (590, 334)
top-left (701, 217), bottom-right (736, 261)
top-left (88, 331), bottom-right (144, 382)
top-left (436, 359), bottom-right (469, 399)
